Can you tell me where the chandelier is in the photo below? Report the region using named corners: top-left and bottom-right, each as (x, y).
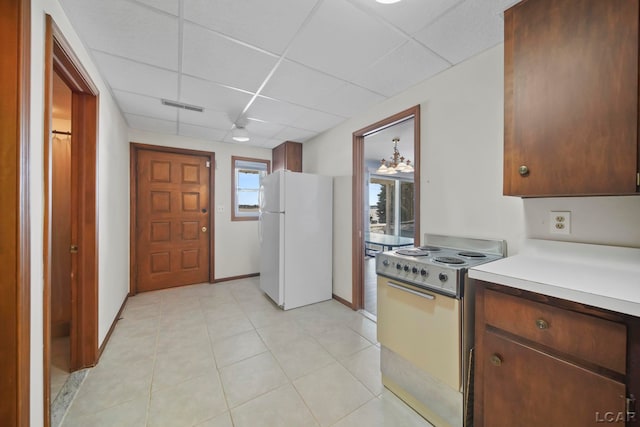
top-left (376, 137), bottom-right (414, 175)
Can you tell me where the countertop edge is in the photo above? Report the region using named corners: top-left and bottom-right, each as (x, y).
top-left (468, 268), bottom-right (640, 318)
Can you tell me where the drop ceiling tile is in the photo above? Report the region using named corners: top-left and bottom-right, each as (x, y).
top-left (178, 108), bottom-right (232, 130)
top-left (414, 0), bottom-right (504, 65)
top-left (245, 120), bottom-right (287, 139)
top-left (348, 0), bottom-right (463, 34)
top-left (273, 127), bottom-right (317, 143)
top-left (247, 97), bottom-right (309, 126)
top-left (179, 75), bottom-right (253, 115)
top-left (113, 90), bottom-right (177, 121)
top-left (183, 0), bottom-right (319, 54)
top-left (354, 40), bottom-right (450, 97)
top-left (126, 113), bottom-right (177, 134)
top-left (313, 82), bottom-right (385, 118)
top-left (92, 51), bottom-right (179, 100)
top-left (178, 123), bottom-right (228, 141)
top-left (286, 0), bottom-right (407, 81)
top-left (294, 109), bottom-right (345, 133)
top-left (134, 0), bottom-right (179, 16)
top-left (60, 0), bottom-right (179, 70)
top-left (182, 22), bottom-right (279, 92)
top-left (261, 60), bottom-right (345, 109)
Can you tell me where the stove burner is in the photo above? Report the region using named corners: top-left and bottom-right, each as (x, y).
top-left (396, 248), bottom-right (431, 257)
top-left (457, 251), bottom-right (487, 258)
top-left (434, 256), bottom-right (466, 265)
top-left (417, 246), bottom-right (442, 252)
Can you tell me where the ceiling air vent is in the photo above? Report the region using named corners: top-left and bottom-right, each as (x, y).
top-left (161, 99), bottom-right (204, 112)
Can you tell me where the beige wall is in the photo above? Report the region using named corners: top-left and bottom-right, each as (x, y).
top-left (304, 44), bottom-right (640, 303)
top-left (128, 130), bottom-right (273, 279)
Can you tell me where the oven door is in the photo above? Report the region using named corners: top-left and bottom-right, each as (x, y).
top-left (377, 276), bottom-right (461, 391)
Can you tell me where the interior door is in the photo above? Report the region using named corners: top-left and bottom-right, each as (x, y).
top-left (135, 148), bottom-right (211, 292)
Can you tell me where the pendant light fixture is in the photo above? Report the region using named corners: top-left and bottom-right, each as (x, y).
top-left (376, 137), bottom-right (413, 175)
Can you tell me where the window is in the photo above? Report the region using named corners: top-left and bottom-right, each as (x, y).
top-left (231, 156), bottom-right (270, 221)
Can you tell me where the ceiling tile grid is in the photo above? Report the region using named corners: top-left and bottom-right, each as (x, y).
top-left (59, 0), bottom-right (518, 148)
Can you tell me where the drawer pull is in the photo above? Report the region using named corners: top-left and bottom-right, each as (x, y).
top-left (387, 282), bottom-right (435, 300)
top-left (535, 318), bottom-right (549, 330)
top-left (490, 354), bottom-right (503, 367)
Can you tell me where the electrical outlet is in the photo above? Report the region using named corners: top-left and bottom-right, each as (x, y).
top-left (217, 205), bottom-right (224, 213)
top-left (549, 211), bottom-right (571, 235)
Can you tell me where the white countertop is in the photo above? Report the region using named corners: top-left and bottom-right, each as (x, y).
top-left (469, 239), bottom-right (640, 317)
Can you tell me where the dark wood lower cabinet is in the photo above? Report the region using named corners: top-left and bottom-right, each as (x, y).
top-left (483, 331), bottom-right (625, 427)
top-left (475, 282), bottom-right (636, 426)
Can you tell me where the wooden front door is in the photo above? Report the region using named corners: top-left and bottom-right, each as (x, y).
top-left (134, 147), bottom-right (213, 292)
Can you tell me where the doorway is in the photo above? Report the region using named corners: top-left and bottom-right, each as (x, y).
top-left (43, 15), bottom-right (100, 427)
top-left (130, 144), bottom-right (215, 293)
top-left (352, 106), bottom-right (421, 314)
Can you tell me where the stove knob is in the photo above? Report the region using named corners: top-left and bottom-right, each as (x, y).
top-left (382, 259), bottom-right (389, 267)
top-left (412, 267), bottom-right (418, 274)
top-left (403, 265), bottom-right (410, 272)
top-left (420, 269), bottom-right (428, 277)
top-left (439, 272), bottom-right (448, 282)
top-left (396, 263), bottom-right (402, 270)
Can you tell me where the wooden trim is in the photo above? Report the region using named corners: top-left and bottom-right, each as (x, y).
top-left (0, 0), bottom-right (31, 424)
top-left (43, 15), bottom-right (100, 425)
top-left (98, 296), bottom-right (128, 358)
top-left (351, 105), bottom-right (421, 311)
top-left (130, 142), bottom-right (216, 290)
top-left (231, 156), bottom-right (271, 221)
top-left (42, 15), bottom-right (54, 427)
top-left (213, 273), bottom-right (260, 283)
top-left (332, 293), bottom-right (355, 310)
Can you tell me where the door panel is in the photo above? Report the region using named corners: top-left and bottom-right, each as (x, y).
top-left (136, 149), bottom-right (210, 292)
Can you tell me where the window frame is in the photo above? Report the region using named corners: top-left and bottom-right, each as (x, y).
top-left (231, 156), bottom-right (271, 221)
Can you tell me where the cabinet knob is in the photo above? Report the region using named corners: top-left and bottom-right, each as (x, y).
top-left (535, 318), bottom-right (549, 330)
top-left (490, 354), bottom-right (503, 367)
top-left (202, 226), bottom-right (207, 233)
top-left (518, 165), bottom-right (529, 176)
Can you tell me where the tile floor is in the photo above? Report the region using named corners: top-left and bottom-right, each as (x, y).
top-left (60, 277), bottom-right (433, 427)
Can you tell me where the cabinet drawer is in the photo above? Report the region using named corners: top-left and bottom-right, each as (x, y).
top-left (484, 289), bottom-right (626, 374)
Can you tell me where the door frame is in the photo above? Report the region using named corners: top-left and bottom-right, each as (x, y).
top-left (0, 0), bottom-right (31, 424)
top-left (43, 15), bottom-right (100, 426)
top-left (351, 105), bottom-right (421, 310)
top-left (130, 143), bottom-right (216, 294)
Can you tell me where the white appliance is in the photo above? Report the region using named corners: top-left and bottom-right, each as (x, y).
top-left (259, 170), bottom-right (333, 310)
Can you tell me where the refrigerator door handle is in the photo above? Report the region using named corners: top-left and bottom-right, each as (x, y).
top-left (258, 212), bottom-right (263, 243)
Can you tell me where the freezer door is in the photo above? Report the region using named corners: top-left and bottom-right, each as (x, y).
top-left (260, 170), bottom-right (284, 213)
top-left (259, 212), bottom-right (284, 306)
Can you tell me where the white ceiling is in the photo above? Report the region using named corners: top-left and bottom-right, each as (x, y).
top-left (59, 0), bottom-right (520, 149)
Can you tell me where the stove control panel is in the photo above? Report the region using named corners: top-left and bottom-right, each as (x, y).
top-left (375, 254), bottom-right (461, 297)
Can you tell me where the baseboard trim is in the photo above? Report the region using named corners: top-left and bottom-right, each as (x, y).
top-left (98, 295), bottom-right (128, 358)
top-left (332, 293), bottom-right (355, 310)
top-left (213, 273), bottom-right (259, 283)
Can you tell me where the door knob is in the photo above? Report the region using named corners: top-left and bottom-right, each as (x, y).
top-left (70, 244), bottom-right (79, 253)
top-left (518, 165), bottom-right (529, 176)
top-left (202, 226), bottom-right (207, 232)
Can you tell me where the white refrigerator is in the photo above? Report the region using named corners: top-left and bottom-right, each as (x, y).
top-left (259, 170), bottom-right (333, 310)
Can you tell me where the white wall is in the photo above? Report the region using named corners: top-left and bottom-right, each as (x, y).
top-left (129, 130), bottom-right (272, 279)
top-left (30, 1), bottom-right (131, 424)
top-left (305, 44), bottom-right (640, 303)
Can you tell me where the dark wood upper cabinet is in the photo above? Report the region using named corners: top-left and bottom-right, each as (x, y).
top-left (272, 141), bottom-right (302, 173)
top-left (503, 0), bottom-right (640, 197)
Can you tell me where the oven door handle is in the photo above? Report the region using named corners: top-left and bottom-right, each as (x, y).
top-left (387, 282), bottom-right (435, 300)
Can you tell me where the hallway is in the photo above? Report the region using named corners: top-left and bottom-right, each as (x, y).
top-left (59, 277), bottom-right (432, 427)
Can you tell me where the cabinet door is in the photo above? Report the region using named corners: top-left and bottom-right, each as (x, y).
top-left (504, 0), bottom-right (639, 196)
top-left (481, 331), bottom-right (626, 427)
